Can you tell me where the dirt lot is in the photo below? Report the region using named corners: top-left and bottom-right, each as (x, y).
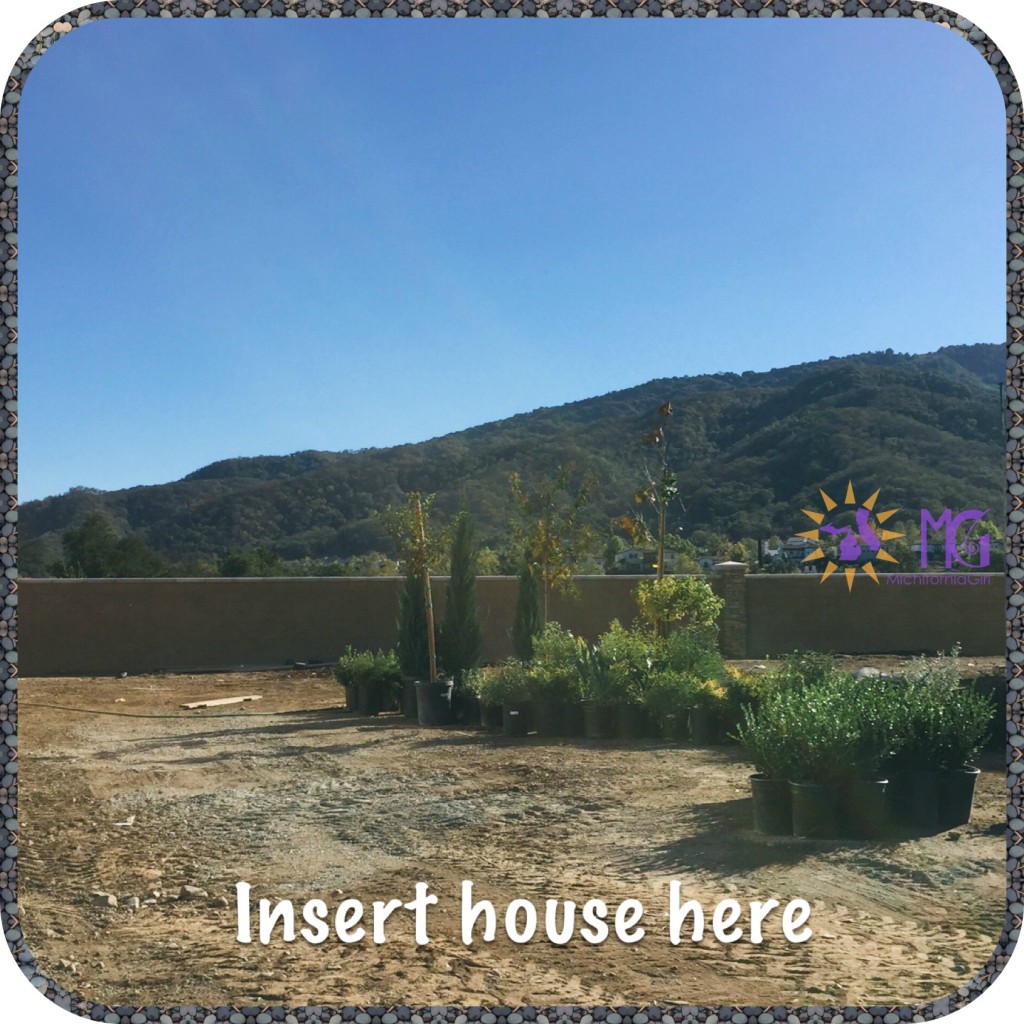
top-left (17, 660), bottom-right (1007, 1009)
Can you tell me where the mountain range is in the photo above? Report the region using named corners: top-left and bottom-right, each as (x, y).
top-left (20, 343), bottom-right (1006, 574)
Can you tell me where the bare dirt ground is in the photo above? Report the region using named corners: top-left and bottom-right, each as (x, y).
top-left (17, 658), bottom-right (1007, 1010)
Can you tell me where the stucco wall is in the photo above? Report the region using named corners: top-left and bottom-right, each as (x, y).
top-left (16, 572), bottom-right (1004, 677)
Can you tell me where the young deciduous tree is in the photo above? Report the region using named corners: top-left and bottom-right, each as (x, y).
top-left (617, 401), bottom-right (682, 589)
top-left (509, 464), bottom-right (596, 626)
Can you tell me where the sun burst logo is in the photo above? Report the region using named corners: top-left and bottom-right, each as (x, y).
top-left (800, 481), bottom-right (904, 590)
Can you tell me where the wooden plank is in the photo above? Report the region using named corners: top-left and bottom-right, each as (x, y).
top-left (179, 695), bottom-right (263, 710)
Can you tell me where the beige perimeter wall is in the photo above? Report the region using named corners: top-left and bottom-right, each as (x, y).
top-left (17, 572), bottom-right (1005, 677)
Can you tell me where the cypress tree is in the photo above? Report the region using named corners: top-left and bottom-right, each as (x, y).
top-left (511, 558), bottom-right (542, 661)
top-left (396, 572), bottom-right (430, 679)
top-left (439, 510), bottom-right (484, 685)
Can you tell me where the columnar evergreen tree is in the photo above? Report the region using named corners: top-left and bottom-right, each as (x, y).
top-left (511, 559), bottom-right (542, 662)
top-left (396, 571), bottom-right (431, 679)
top-left (439, 510), bottom-right (484, 685)
top-left (378, 492), bottom-right (449, 684)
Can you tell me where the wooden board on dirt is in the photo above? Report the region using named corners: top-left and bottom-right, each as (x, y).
top-left (179, 695), bottom-right (263, 710)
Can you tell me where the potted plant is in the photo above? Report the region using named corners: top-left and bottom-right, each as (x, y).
top-left (438, 509), bottom-right (485, 727)
top-left (477, 661), bottom-right (533, 737)
top-left (473, 666), bottom-right (506, 732)
top-left (377, 492), bottom-right (452, 726)
top-left (333, 645), bottom-right (374, 713)
top-left (733, 699), bottom-right (794, 835)
top-left (509, 464), bottom-right (596, 630)
top-left (576, 641), bottom-right (628, 740)
top-left (396, 571), bottom-right (430, 718)
top-left (883, 647), bottom-right (994, 832)
top-left (357, 649), bottom-right (403, 717)
top-left (771, 681), bottom-right (860, 839)
top-left (688, 679), bottom-right (728, 746)
top-left (644, 670), bottom-right (701, 743)
top-left (594, 620), bottom-right (657, 740)
top-left (886, 672), bottom-right (993, 832)
top-left (528, 622), bottom-right (585, 737)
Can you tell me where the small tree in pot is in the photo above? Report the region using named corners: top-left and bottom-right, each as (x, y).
top-left (378, 492), bottom-right (451, 726)
top-left (439, 509), bottom-right (484, 724)
top-left (509, 463), bottom-right (596, 628)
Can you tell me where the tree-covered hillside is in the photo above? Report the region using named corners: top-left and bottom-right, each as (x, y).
top-left (20, 344), bottom-right (1005, 575)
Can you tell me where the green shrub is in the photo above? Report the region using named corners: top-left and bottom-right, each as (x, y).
top-left (511, 561), bottom-right (542, 661)
top-left (531, 622), bottom-right (581, 672)
top-left (396, 574), bottom-right (431, 679)
top-left (891, 671), bottom-right (993, 771)
top-left (575, 641), bottom-right (631, 706)
top-left (733, 700), bottom-right (793, 781)
top-left (759, 650), bottom-right (844, 694)
top-left (334, 646), bottom-right (376, 687)
top-left (334, 647), bottom-right (402, 708)
top-left (635, 575), bottom-right (724, 634)
top-left (594, 620), bottom-right (656, 701)
top-left (643, 670), bottom-right (703, 720)
top-left (660, 623), bottom-right (724, 679)
top-left (477, 662), bottom-right (532, 706)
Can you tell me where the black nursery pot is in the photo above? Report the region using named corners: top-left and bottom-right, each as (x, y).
top-left (840, 778), bottom-right (889, 840)
top-left (401, 677), bottom-right (419, 719)
top-left (660, 713), bottom-right (688, 743)
top-left (789, 780), bottom-right (840, 839)
top-left (451, 691), bottom-right (480, 728)
top-left (562, 701), bottom-right (586, 737)
top-left (343, 681), bottom-right (359, 713)
top-left (415, 680), bottom-right (454, 726)
top-left (357, 682), bottom-right (384, 717)
top-left (479, 701), bottom-right (504, 732)
top-left (937, 765), bottom-right (981, 830)
top-left (533, 700), bottom-right (566, 738)
top-left (688, 707), bottom-right (721, 746)
top-left (886, 767), bottom-right (945, 832)
top-left (750, 774), bottom-right (792, 836)
top-left (616, 702), bottom-right (648, 741)
top-left (502, 701), bottom-right (533, 737)
top-left (583, 702), bottom-right (617, 740)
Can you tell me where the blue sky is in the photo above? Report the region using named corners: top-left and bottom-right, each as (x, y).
top-left (19, 17), bottom-right (1005, 501)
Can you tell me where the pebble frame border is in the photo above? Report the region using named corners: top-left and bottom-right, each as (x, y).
top-left (0, 0), bottom-right (1021, 1021)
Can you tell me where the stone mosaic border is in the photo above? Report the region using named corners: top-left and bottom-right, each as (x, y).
top-left (0, 0), bottom-right (1020, 1020)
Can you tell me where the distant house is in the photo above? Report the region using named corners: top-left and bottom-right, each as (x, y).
top-left (611, 547), bottom-right (687, 574)
top-left (781, 536), bottom-right (818, 563)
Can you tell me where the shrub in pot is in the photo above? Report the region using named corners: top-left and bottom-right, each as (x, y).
top-left (528, 622), bottom-right (585, 736)
top-left (478, 661), bottom-right (533, 737)
top-left (884, 661), bottom-right (993, 831)
top-left (357, 649), bottom-right (403, 717)
top-left (734, 699), bottom-right (795, 835)
top-left (575, 641), bottom-right (628, 740)
top-left (473, 666), bottom-right (506, 731)
top-left (644, 670), bottom-right (701, 742)
top-left (762, 681), bottom-right (861, 839)
top-left (396, 573), bottom-right (431, 718)
top-left (688, 679), bottom-right (729, 746)
top-left (594, 620), bottom-right (657, 739)
top-left (333, 646), bottom-right (375, 713)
